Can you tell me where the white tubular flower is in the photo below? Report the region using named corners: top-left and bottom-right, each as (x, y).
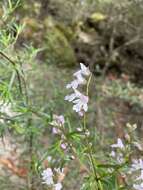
top-left (64, 93), bottom-right (77, 102)
top-left (136, 170), bottom-right (143, 181)
top-left (66, 71), bottom-right (86, 90)
top-left (65, 89), bottom-right (89, 116)
top-left (54, 183), bottom-right (62, 190)
top-left (111, 138), bottom-right (125, 149)
top-left (65, 63), bottom-right (90, 116)
top-left (50, 115), bottom-right (65, 127)
top-left (66, 80), bottom-right (79, 89)
top-left (66, 63), bottom-right (90, 89)
top-left (133, 183), bottom-right (143, 190)
top-left (72, 93), bottom-right (89, 113)
top-left (110, 151), bottom-right (116, 157)
top-left (41, 168), bottom-right (64, 189)
top-left (42, 168), bottom-right (54, 185)
top-left (66, 89), bottom-right (89, 115)
top-left (60, 142), bottom-right (68, 150)
top-left (73, 70), bottom-right (87, 84)
top-left (52, 127), bottom-right (61, 134)
top-left (80, 63), bottom-right (90, 76)
top-left (130, 159), bottom-right (143, 172)
top-left (116, 153), bottom-right (124, 164)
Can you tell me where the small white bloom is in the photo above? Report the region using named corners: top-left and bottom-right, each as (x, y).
top-left (64, 93), bottom-right (77, 102)
top-left (72, 90), bottom-right (89, 114)
top-left (73, 70), bottom-right (87, 84)
top-left (42, 168), bottom-right (54, 185)
top-left (60, 143), bottom-right (67, 150)
top-left (77, 127), bottom-right (82, 132)
top-left (80, 63), bottom-right (90, 76)
top-left (111, 138), bottom-right (124, 149)
top-left (133, 183), bottom-right (143, 190)
top-left (116, 153), bottom-right (124, 164)
top-left (136, 170), bottom-right (143, 181)
top-left (52, 127), bottom-right (61, 134)
top-left (85, 129), bottom-right (90, 136)
top-left (66, 80), bottom-right (79, 89)
top-left (130, 159), bottom-right (143, 172)
top-left (47, 156), bottom-right (52, 162)
top-left (65, 63), bottom-right (90, 116)
top-left (50, 115), bottom-right (65, 127)
top-left (110, 151), bottom-right (116, 157)
top-left (54, 183), bottom-right (62, 190)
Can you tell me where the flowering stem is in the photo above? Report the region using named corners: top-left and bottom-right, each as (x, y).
top-left (83, 114), bottom-right (101, 190)
top-left (83, 74), bottom-right (102, 190)
top-left (59, 124), bottom-right (89, 173)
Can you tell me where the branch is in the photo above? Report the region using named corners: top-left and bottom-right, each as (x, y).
top-left (0, 51), bottom-right (23, 94)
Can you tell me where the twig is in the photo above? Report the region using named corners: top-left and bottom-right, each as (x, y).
top-left (0, 51), bottom-right (23, 94)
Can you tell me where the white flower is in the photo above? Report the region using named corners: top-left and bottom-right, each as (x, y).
top-left (111, 138), bottom-right (124, 149)
top-left (73, 94), bottom-right (88, 113)
top-left (66, 80), bottom-right (79, 89)
top-left (52, 127), bottom-right (61, 134)
top-left (130, 159), bottom-right (143, 172)
top-left (66, 63), bottom-right (90, 90)
top-left (65, 89), bottom-right (89, 115)
top-left (136, 170), bottom-right (143, 181)
top-left (110, 151), bottom-right (116, 157)
top-left (60, 143), bottom-right (67, 150)
top-left (116, 153), bottom-right (124, 164)
top-left (47, 156), bottom-right (52, 162)
top-left (54, 183), bottom-right (62, 190)
top-left (42, 168), bottom-right (64, 189)
top-left (64, 93), bottom-right (77, 102)
top-left (133, 183), bottom-right (143, 190)
top-left (50, 115), bottom-right (65, 127)
top-left (66, 72), bottom-right (86, 90)
top-left (73, 70), bottom-right (87, 84)
top-left (80, 63), bottom-right (90, 76)
top-left (42, 168), bottom-right (54, 185)
top-left (65, 63), bottom-right (90, 116)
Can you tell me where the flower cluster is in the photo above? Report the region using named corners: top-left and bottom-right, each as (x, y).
top-left (130, 159), bottom-right (143, 190)
top-left (41, 167), bottom-right (64, 190)
top-left (110, 137), bottom-right (143, 190)
top-left (50, 114), bottom-right (65, 134)
top-left (110, 138), bottom-right (125, 164)
top-left (50, 114), bottom-right (68, 150)
top-left (65, 63), bottom-right (91, 116)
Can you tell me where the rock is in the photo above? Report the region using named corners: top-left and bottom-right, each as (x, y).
top-left (43, 17), bottom-right (76, 66)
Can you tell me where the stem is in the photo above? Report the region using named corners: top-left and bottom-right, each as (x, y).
top-left (0, 51), bottom-right (29, 103)
top-left (83, 74), bottom-right (102, 190)
top-left (59, 124), bottom-right (90, 174)
top-left (83, 114), bottom-right (101, 190)
top-left (0, 51), bottom-right (23, 94)
top-left (27, 118), bottom-right (35, 190)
